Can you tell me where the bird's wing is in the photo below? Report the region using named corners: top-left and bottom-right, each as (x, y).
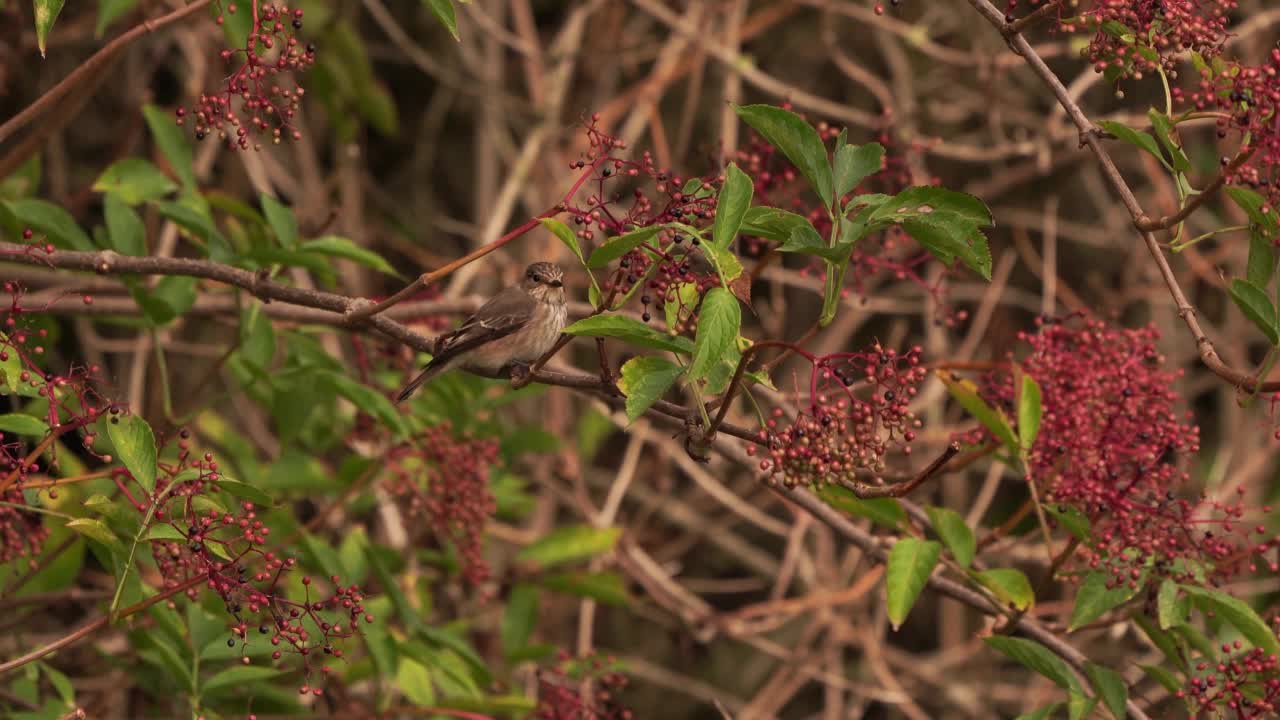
top-left (434, 287), bottom-right (535, 358)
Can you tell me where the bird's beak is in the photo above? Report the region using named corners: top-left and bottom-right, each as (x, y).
top-left (549, 279), bottom-right (563, 288)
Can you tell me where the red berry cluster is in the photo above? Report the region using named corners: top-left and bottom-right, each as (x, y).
top-left (747, 344), bottom-right (927, 488)
top-left (535, 652), bottom-right (632, 720)
top-left (606, 231), bottom-right (724, 325)
top-left (145, 433), bottom-right (370, 688)
top-left (968, 315), bottom-right (1278, 588)
top-left (1177, 49), bottom-right (1280, 210)
top-left (179, 1), bottom-right (315, 150)
top-left (1177, 638), bottom-right (1280, 717)
top-left (1065, 0), bottom-right (1236, 79)
top-left (385, 423), bottom-right (499, 587)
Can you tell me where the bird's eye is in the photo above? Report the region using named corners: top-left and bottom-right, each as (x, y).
top-left (531, 274), bottom-right (542, 282)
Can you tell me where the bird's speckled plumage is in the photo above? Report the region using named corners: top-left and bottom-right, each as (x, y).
top-left (395, 262), bottom-right (568, 402)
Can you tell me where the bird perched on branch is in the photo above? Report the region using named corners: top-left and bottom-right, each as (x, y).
top-left (395, 262), bottom-right (568, 403)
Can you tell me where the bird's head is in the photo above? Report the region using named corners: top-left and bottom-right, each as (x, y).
top-left (522, 261), bottom-right (566, 303)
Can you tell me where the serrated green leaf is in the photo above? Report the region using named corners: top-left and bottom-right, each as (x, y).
top-left (33, 0), bottom-right (66, 57)
top-left (833, 142), bottom-right (884, 200)
top-left (215, 474), bottom-right (274, 507)
top-left (885, 538), bottom-right (941, 630)
top-left (739, 206), bottom-right (819, 243)
top-left (93, 159), bottom-right (177, 205)
top-left (939, 370), bottom-right (1018, 453)
top-left (65, 518), bottom-right (125, 556)
top-left (588, 226), bottom-right (660, 269)
top-left (4, 198), bottom-right (93, 250)
top-left (713, 162), bottom-right (753, 249)
top-left (396, 655), bottom-right (437, 707)
top-left (106, 413), bottom-right (157, 492)
top-left (733, 104), bottom-right (834, 208)
top-left (260, 194), bottom-right (298, 248)
top-left (0, 413), bottom-right (48, 436)
top-left (1098, 120), bottom-right (1168, 169)
top-left (901, 214), bottom-right (992, 280)
top-left (1182, 585), bottom-right (1280, 656)
top-left (1018, 374), bottom-right (1042, 452)
top-left (1139, 664), bottom-right (1181, 692)
top-left (141, 524), bottom-right (186, 542)
top-left (424, 0), bottom-right (459, 40)
top-left (563, 315), bottom-right (694, 354)
top-left (1246, 226), bottom-right (1276, 289)
top-left (104, 193), bottom-right (146, 256)
top-left (1084, 662), bottom-right (1128, 720)
top-left (1225, 186), bottom-right (1279, 232)
top-left (873, 186), bottom-right (992, 227)
top-left (814, 484), bottom-right (905, 528)
top-left (690, 287), bottom-right (740, 381)
top-left (516, 525), bottom-right (621, 569)
top-left (975, 568), bottom-right (1035, 611)
top-left (142, 105), bottom-right (196, 189)
top-left (1147, 109), bottom-right (1189, 172)
top-left (1070, 571), bottom-right (1141, 631)
top-left (617, 356), bottom-right (683, 422)
top-left (1158, 579), bottom-right (1188, 629)
top-left (1046, 504), bottom-right (1091, 540)
top-left (540, 218), bottom-right (586, 267)
top-left (925, 505), bottom-right (975, 568)
top-left (301, 235), bottom-right (400, 277)
top-left (201, 665), bottom-right (282, 696)
top-left (984, 636), bottom-right (1081, 692)
top-left (1229, 278), bottom-right (1279, 345)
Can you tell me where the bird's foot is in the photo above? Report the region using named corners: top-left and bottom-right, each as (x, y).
top-left (509, 362), bottom-right (533, 389)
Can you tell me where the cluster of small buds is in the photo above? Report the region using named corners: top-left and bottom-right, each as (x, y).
top-left (148, 443), bottom-right (370, 687)
top-left (535, 651), bottom-right (632, 720)
top-left (965, 315), bottom-right (1279, 588)
top-left (748, 344), bottom-right (927, 488)
top-left (1176, 49), bottom-right (1280, 210)
top-left (180, 1), bottom-right (315, 149)
top-left (1177, 637), bottom-right (1280, 717)
top-left (1067, 0), bottom-right (1236, 80)
top-left (385, 423), bottom-right (499, 587)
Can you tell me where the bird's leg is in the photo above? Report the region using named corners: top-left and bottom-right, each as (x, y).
top-left (508, 361), bottom-right (533, 388)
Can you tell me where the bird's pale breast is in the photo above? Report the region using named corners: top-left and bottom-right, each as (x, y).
top-left (462, 298), bottom-right (566, 371)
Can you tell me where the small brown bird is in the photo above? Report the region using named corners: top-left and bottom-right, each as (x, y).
top-left (396, 261), bottom-right (568, 403)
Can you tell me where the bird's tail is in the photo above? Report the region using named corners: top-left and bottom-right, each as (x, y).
top-left (395, 360), bottom-right (446, 404)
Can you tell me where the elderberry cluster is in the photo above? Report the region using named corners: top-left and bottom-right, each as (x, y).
top-left (1063, 0), bottom-right (1236, 80)
top-left (748, 344), bottom-right (927, 488)
top-left (1177, 637), bottom-right (1280, 717)
top-left (969, 315), bottom-right (1277, 588)
top-left (179, 1), bottom-right (316, 149)
top-left (385, 422), bottom-right (499, 587)
top-left (535, 651), bottom-right (633, 720)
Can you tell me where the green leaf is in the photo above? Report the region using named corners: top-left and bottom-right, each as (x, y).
top-left (563, 315), bottom-right (694, 354)
top-left (833, 142), bottom-right (884, 199)
top-left (129, 275), bottom-right (197, 326)
top-left (502, 583), bottom-right (539, 657)
top-left (820, 255), bottom-right (851, 327)
top-left (984, 636), bottom-right (1080, 692)
top-left (901, 215), bottom-right (992, 280)
top-left (106, 413), bottom-right (157, 493)
top-left (690, 287), bottom-right (740, 382)
top-left (260, 194), bottom-right (298, 248)
top-left (424, 0), bottom-right (459, 40)
top-left (1070, 571), bottom-right (1141, 631)
top-left (701, 241), bottom-right (744, 282)
top-left (1182, 585), bottom-right (1280, 656)
top-left (1068, 692), bottom-right (1098, 720)
top-left (396, 655), bottom-right (437, 707)
top-left (33, 0), bottom-right (66, 57)
top-left (1246, 226), bottom-right (1276, 289)
top-left (1139, 664), bottom-right (1181, 693)
top-left (319, 370), bottom-right (410, 436)
top-left (540, 218), bottom-right (586, 267)
top-left (541, 571), bottom-right (630, 606)
top-left (141, 524), bottom-right (185, 542)
top-left (516, 525), bottom-right (621, 569)
top-left (617, 356), bottom-right (684, 422)
top-left (65, 518), bottom-right (126, 557)
top-left (778, 223), bottom-right (846, 263)
top-left (1084, 662), bottom-right (1129, 720)
top-left (154, 200), bottom-right (232, 261)
top-left (1147, 109), bottom-right (1190, 172)
top-left (301, 235), bottom-right (400, 277)
top-left (1225, 186), bottom-right (1280, 232)
top-left (4, 199), bottom-right (93, 250)
top-left (1229, 278), bottom-right (1279, 345)
top-left (739, 206), bottom-right (820, 243)
top-left (1018, 374), bottom-right (1042, 452)
top-left (215, 475), bottom-right (274, 507)
top-left (1046, 504), bottom-right (1091, 540)
top-left (0, 413), bottom-right (48, 437)
top-left (974, 568), bottom-right (1035, 611)
top-left (201, 665), bottom-right (282, 696)
top-left (0, 335), bottom-right (39, 398)
top-left (815, 484), bottom-right (904, 528)
top-left (663, 281), bottom-right (700, 331)
top-left (1098, 120), bottom-right (1168, 169)
top-left (1015, 705), bottom-right (1063, 720)
top-left (938, 370), bottom-right (1018, 454)
top-left (96, 0), bottom-right (137, 36)
top-left (93, 159), bottom-right (177, 205)
top-left (239, 305), bottom-right (275, 370)
top-left (925, 505), bottom-right (975, 568)
top-left (1157, 579), bottom-right (1188, 629)
top-left (733, 104), bottom-right (834, 208)
top-left (588, 226), bottom-right (660, 269)
top-left (142, 105), bottom-right (197, 189)
top-left (885, 538), bottom-right (941, 630)
top-left (713, 162), bottom-right (753, 249)
top-left (874, 186), bottom-right (992, 227)
top-left (103, 194), bottom-right (146, 256)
